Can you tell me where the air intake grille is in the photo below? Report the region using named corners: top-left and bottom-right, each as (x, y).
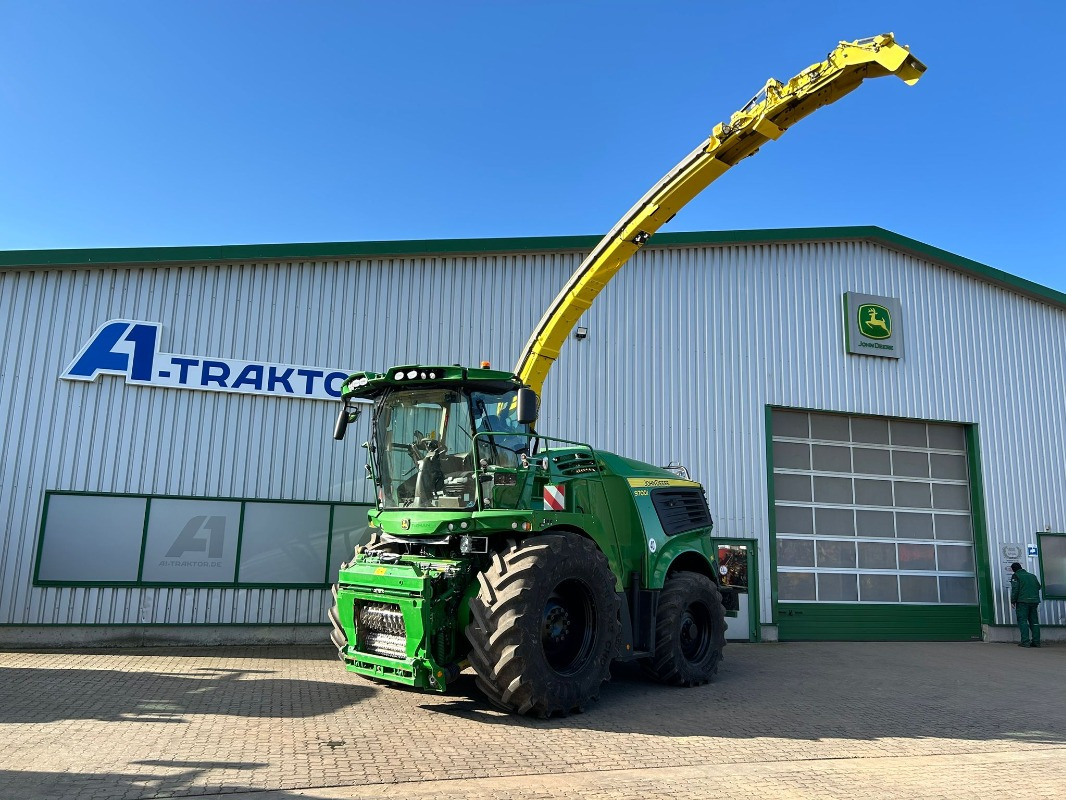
top-left (552, 452), bottom-right (600, 476)
top-left (651, 488), bottom-right (713, 536)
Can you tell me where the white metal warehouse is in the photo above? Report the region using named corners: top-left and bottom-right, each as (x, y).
top-left (1, 226), bottom-right (1064, 645)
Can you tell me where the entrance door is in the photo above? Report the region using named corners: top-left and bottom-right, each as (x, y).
top-left (714, 540), bottom-right (758, 642)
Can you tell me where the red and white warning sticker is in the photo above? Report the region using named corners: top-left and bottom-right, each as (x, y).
top-left (543, 484), bottom-right (565, 511)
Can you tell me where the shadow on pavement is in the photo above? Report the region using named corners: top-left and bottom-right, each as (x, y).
top-left (1, 645), bottom-right (338, 660)
top-left (419, 642), bottom-right (1066, 745)
top-left (0, 665), bottom-right (374, 723)
top-left (0, 766), bottom-right (320, 800)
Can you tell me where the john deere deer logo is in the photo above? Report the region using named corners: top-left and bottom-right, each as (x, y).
top-left (858, 304), bottom-right (892, 339)
top-left (401, 518), bottom-right (411, 530)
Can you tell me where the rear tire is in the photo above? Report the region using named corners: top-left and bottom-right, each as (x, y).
top-left (466, 535), bottom-right (620, 717)
top-left (643, 572), bottom-right (726, 686)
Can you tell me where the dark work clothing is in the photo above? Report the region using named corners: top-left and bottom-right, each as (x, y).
top-left (1010, 568), bottom-right (1042, 604)
top-left (1016, 602), bottom-right (1040, 646)
top-left (1010, 568), bottom-right (1042, 646)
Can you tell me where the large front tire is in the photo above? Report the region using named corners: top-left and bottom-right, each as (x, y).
top-left (466, 535), bottom-right (620, 717)
top-left (643, 572), bottom-right (726, 686)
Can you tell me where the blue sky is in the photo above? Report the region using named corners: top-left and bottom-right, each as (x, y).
top-left (2, 2), bottom-right (1063, 290)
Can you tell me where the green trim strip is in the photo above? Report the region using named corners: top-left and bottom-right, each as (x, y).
top-left (965, 426), bottom-right (996, 623)
top-left (2, 226), bottom-right (1064, 311)
top-left (764, 406), bottom-right (779, 626)
top-left (34, 490), bottom-right (372, 590)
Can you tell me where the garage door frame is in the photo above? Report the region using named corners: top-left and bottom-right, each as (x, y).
top-left (765, 405), bottom-right (995, 641)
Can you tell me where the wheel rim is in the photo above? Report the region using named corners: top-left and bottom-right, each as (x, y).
top-left (679, 601), bottom-right (712, 663)
top-left (541, 578), bottom-right (596, 675)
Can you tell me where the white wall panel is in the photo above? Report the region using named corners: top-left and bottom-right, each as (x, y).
top-left (2, 236), bottom-right (1064, 632)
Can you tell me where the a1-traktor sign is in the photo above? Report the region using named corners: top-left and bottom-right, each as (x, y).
top-left (843, 292), bottom-right (904, 359)
top-left (62, 319), bottom-right (353, 401)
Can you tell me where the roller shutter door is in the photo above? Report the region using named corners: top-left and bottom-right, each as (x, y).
top-left (771, 409), bottom-right (982, 641)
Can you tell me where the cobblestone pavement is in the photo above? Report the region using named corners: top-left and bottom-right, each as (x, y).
top-left (0, 642), bottom-right (1062, 799)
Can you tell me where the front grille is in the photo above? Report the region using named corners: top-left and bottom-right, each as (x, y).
top-left (357, 602), bottom-right (407, 658)
top-left (651, 488), bottom-right (713, 536)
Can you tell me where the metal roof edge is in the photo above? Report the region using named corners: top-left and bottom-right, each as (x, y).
top-left (1, 226), bottom-right (1062, 310)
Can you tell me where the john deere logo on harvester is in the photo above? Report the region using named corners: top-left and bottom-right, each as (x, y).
top-left (858, 304), bottom-right (892, 339)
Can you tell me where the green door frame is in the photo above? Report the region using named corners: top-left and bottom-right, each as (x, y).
top-left (711, 537), bottom-right (760, 642)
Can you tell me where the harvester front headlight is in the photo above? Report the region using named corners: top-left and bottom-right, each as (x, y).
top-left (394, 370), bottom-right (405, 380)
top-left (406, 370), bottom-right (418, 379)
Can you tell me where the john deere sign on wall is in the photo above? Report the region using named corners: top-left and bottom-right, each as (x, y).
top-left (844, 292), bottom-right (904, 359)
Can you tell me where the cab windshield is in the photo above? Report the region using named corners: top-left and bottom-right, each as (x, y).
top-left (374, 387), bottom-right (530, 510)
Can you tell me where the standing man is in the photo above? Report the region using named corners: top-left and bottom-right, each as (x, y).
top-left (1010, 562), bottom-right (1042, 648)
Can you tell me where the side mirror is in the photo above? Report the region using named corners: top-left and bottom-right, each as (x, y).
top-left (516, 387), bottom-right (538, 426)
top-left (333, 404), bottom-right (361, 440)
top-left (333, 405), bottom-right (350, 440)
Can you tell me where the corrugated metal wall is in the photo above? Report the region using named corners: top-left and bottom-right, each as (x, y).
top-left (2, 238), bottom-right (1064, 631)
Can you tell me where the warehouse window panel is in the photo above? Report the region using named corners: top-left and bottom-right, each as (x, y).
top-left (930, 453), bottom-right (968, 480)
top-left (810, 413), bottom-right (851, 442)
top-left (856, 510), bottom-right (895, 538)
top-left (934, 514), bottom-right (972, 541)
top-left (897, 512), bottom-right (935, 539)
top-left (773, 410), bottom-right (810, 438)
top-left (238, 503), bottom-right (332, 584)
top-left (779, 572), bottom-right (817, 601)
top-left (815, 507), bottom-right (855, 536)
top-left (900, 575), bottom-right (940, 603)
top-left (37, 495), bottom-right (147, 583)
top-left (141, 499), bottom-right (243, 583)
top-left (898, 543), bottom-right (936, 571)
top-left (854, 478), bottom-right (894, 507)
top-left (814, 476), bottom-right (853, 504)
top-left (812, 444), bottom-right (851, 472)
top-left (775, 504), bottom-right (815, 534)
top-left (775, 474), bottom-right (813, 502)
top-left (853, 447), bottom-right (892, 475)
top-left (817, 573), bottom-right (858, 602)
top-left (894, 481), bottom-right (932, 509)
top-left (892, 450), bottom-right (930, 478)
top-left (1037, 534), bottom-right (1066, 598)
top-left (851, 417), bottom-right (890, 445)
top-left (858, 542), bottom-right (897, 570)
top-left (932, 483), bottom-right (971, 511)
top-left (891, 420), bottom-right (927, 447)
top-left (860, 574), bottom-right (900, 602)
top-left (777, 538), bottom-right (815, 568)
top-left (773, 441), bottom-right (811, 470)
top-left (816, 540), bottom-right (856, 569)
top-left (938, 576), bottom-right (978, 604)
top-left (936, 544), bottom-right (975, 572)
top-left (927, 424), bottom-right (966, 451)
